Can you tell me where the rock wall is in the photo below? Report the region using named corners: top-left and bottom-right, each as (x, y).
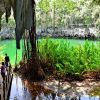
top-left (0, 27), bottom-right (15, 40)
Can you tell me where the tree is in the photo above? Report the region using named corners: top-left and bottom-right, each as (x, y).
top-left (0, 0), bottom-right (45, 81)
top-left (38, 0), bottom-right (50, 33)
top-left (92, 0), bottom-right (100, 4)
top-left (23, 0), bottom-right (45, 81)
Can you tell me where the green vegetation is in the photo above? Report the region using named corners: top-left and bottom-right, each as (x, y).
top-left (36, 0), bottom-right (100, 30)
top-left (38, 38), bottom-right (100, 75)
top-left (2, 0), bottom-right (100, 30)
top-left (0, 46), bottom-right (4, 62)
top-left (1, 16), bottom-right (15, 28)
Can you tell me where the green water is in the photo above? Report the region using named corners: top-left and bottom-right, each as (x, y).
top-left (0, 39), bottom-right (99, 66)
top-left (39, 38), bottom-right (99, 46)
top-left (0, 40), bottom-right (22, 66)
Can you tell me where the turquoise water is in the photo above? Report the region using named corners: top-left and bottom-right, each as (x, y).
top-left (0, 39), bottom-right (99, 66)
top-left (0, 40), bottom-right (22, 66)
top-left (38, 38), bottom-right (100, 47)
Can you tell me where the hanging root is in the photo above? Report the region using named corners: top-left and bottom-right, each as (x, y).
top-left (18, 55), bottom-right (45, 81)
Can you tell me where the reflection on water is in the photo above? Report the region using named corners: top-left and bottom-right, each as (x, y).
top-left (35, 93), bottom-right (100, 100)
top-left (80, 96), bottom-right (100, 100)
top-left (9, 75), bottom-right (100, 100)
top-left (9, 74), bottom-right (32, 100)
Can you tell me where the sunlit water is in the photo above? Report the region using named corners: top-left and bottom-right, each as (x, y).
top-left (0, 39), bottom-right (99, 66)
top-left (9, 75), bottom-right (32, 100)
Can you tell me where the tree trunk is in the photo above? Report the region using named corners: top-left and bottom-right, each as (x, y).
top-left (28, 0), bottom-right (45, 81)
top-left (53, 0), bottom-right (55, 34)
top-left (46, 12), bottom-right (48, 34)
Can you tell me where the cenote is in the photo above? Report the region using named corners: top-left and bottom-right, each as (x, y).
top-left (0, 0), bottom-right (100, 99)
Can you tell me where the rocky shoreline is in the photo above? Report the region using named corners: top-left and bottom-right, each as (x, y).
top-left (0, 33), bottom-right (100, 41)
top-left (0, 27), bottom-right (100, 40)
top-left (37, 33), bottom-right (100, 40)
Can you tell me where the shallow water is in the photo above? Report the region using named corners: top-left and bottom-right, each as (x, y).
top-left (9, 75), bottom-right (32, 100)
top-left (9, 75), bottom-right (100, 100)
top-left (80, 96), bottom-right (100, 100)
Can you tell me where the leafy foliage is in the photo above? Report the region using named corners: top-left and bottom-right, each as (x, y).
top-left (92, 0), bottom-right (100, 5)
top-left (0, 46), bottom-right (4, 62)
top-left (1, 16), bottom-right (15, 28)
top-left (36, 0), bottom-right (100, 30)
top-left (38, 38), bottom-right (100, 75)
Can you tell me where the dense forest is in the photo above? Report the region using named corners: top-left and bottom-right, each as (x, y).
top-left (1, 0), bottom-right (100, 30)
